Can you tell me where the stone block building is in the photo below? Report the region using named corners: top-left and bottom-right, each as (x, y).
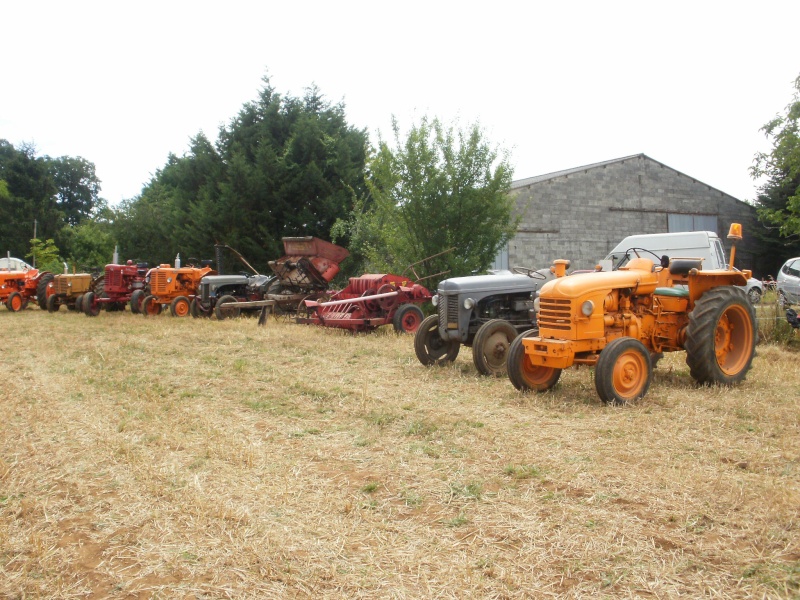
top-left (500, 154), bottom-right (760, 275)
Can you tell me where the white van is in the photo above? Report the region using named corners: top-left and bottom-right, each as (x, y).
top-left (601, 230), bottom-right (763, 304)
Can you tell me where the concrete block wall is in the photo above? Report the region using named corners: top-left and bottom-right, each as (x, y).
top-left (508, 155), bottom-right (759, 273)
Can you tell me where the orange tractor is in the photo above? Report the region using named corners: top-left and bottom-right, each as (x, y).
top-left (0, 265), bottom-right (52, 312)
top-left (507, 224), bottom-right (757, 404)
top-left (141, 257), bottom-right (216, 317)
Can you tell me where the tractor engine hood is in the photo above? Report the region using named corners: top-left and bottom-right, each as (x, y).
top-left (540, 267), bottom-right (659, 300)
top-left (201, 274), bottom-right (249, 287)
top-left (438, 273), bottom-right (540, 295)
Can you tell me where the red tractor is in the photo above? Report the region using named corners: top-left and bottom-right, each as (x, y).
top-left (297, 273), bottom-right (431, 333)
top-left (0, 266), bottom-right (52, 312)
top-left (83, 261), bottom-right (149, 317)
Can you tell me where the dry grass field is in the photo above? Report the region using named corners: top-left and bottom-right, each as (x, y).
top-left (1, 307), bottom-right (799, 599)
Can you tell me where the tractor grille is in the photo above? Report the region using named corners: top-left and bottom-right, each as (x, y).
top-left (53, 278), bottom-right (71, 295)
top-left (151, 271), bottom-right (170, 294)
top-left (440, 295), bottom-right (459, 329)
top-left (537, 297), bottom-right (574, 333)
top-left (105, 268), bottom-right (123, 291)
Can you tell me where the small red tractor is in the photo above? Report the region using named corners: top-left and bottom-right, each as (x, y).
top-left (141, 257), bottom-right (215, 317)
top-left (0, 265), bottom-right (52, 312)
top-left (506, 224), bottom-right (758, 404)
top-left (297, 273), bottom-right (432, 333)
top-left (263, 237), bottom-right (349, 314)
top-left (83, 261), bottom-right (150, 317)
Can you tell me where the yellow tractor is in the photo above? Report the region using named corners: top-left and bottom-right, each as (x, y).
top-left (507, 224), bottom-right (757, 404)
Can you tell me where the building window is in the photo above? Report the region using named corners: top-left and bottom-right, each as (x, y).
top-left (668, 214), bottom-right (718, 234)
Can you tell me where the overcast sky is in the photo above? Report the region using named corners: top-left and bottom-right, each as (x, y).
top-left (3, 1), bottom-right (798, 206)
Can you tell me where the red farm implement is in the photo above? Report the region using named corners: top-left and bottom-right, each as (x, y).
top-left (265, 237), bottom-right (349, 314)
top-left (297, 273), bottom-right (432, 333)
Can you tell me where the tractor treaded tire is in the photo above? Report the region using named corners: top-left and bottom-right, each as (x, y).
top-left (130, 289), bottom-right (145, 314)
top-left (215, 295), bottom-right (240, 320)
top-left (170, 295), bottom-right (191, 317)
top-left (472, 319), bottom-right (519, 377)
top-left (414, 314), bottom-right (460, 366)
top-left (37, 272), bottom-right (54, 310)
top-left (685, 286), bottom-right (756, 386)
top-left (594, 337), bottom-right (653, 405)
top-left (506, 329), bottom-right (561, 392)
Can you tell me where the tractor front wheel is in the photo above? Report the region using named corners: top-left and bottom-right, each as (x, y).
top-left (685, 287), bottom-right (756, 386)
top-left (594, 337), bottom-right (653, 405)
top-left (414, 314), bottom-right (460, 366)
top-left (507, 329), bottom-right (561, 392)
top-left (215, 295), bottom-right (241, 320)
top-left (170, 296), bottom-right (191, 317)
top-left (393, 304), bottom-right (424, 334)
top-left (73, 294), bottom-right (84, 312)
top-left (142, 295), bottom-right (162, 317)
top-left (83, 292), bottom-right (101, 317)
top-left (190, 298), bottom-right (213, 318)
top-left (47, 294), bottom-right (60, 313)
top-left (472, 319), bottom-right (519, 377)
top-left (6, 292), bottom-right (24, 312)
top-left (130, 290), bottom-right (145, 314)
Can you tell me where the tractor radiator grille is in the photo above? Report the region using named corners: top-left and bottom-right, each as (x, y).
top-left (537, 297), bottom-right (574, 332)
top-left (106, 269), bottom-right (123, 290)
top-left (440, 295), bottom-right (459, 329)
top-left (151, 271), bottom-right (170, 294)
top-left (53, 278), bottom-right (71, 295)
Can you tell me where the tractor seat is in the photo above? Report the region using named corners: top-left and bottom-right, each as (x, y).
top-left (668, 259), bottom-right (703, 277)
top-left (655, 287), bottom-right (689, 298)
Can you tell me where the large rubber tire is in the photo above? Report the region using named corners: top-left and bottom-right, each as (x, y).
top-left (36, 272), bottom-right (54, 309)
top-left (91, 275), bottom-right (105, 297)
top-left (170, 296), bottom-right (191, 317)
top-left (685, 286), bottom-right (756, 386)
top-left (83, 291), bottom-right (101, 317)
top-left (142, 295), bottom-right (162, 317)
top-left (215, 295), bottom-right (241, 320)
top-left (129, 289), bottom-right (145, 314)
top-left (46, 294), bottom-right (60, 313)
top-left (414, 314), bottom-right (460, 366)
top-left (594, 337), bottom-right (653, 405)
top-left (190, 298), bottom-right (213, 318)
top-left (393, 304), bottom-right (424, 333)
top-left (507, 329), bottom-right (561, 392)
top-left (73, 294), bottom-right (84, 312)
top-left (6, 292), bottom-right (24, 312)
top-left (472, 319), bottom-right (519, 377)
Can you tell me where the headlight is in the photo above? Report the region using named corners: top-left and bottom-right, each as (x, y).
top-left (431, 294), bottom-right (439, 307)
top-left (534, 297), bottom-right (540, 312)
top-left (581, 300), bottom-right (594, 317)
top-left (463, 297), bottom-right (475, 310)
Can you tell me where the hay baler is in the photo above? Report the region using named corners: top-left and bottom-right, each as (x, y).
top-left (297, 273), bottom-right (430, 333)
top-left (506, 224), bottom-right (757, 404)
top-left (83, 261), bottom-right (149, 317)
top-left (265, 237), bottom-right (349, 313)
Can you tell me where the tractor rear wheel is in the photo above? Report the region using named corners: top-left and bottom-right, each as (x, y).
top-left (215, 295), bottom-right (241, 320)
top-left (594, 337), bottom-right (653, 405)
top-left (36, 273), bottom-right (54, 309)
top-left (142, 295), bottom-right (162, 317)
top-left (393, 304), bottom-right (424, 333)
top-left (685, 286), bottom-right (756, 386)
top-left (472, 319), bottom-right (519, 377)
top-left (507, 329), bottom-right (561, 392)
top-left (47, 294), bottom-right (60, 313)
top-left (83, 292), bottom-right (101, 317)
top-left (414, 314), bottom-right (460, 366)
top-left (130, 289), bottom-right (145, 314)
top-left (170, 296), bottom-right (191, 317)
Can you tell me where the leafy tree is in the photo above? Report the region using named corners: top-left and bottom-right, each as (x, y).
top-left (335, 116), bottom-right (515, 288)
top-left (115, 78), bottom-right (369, 269)
top-left (27, 238), bottom-right (62, 273)
top-left (751, 74), bottom-right (800, 272)
top-left (48, 155), bottom-right (101, 226)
